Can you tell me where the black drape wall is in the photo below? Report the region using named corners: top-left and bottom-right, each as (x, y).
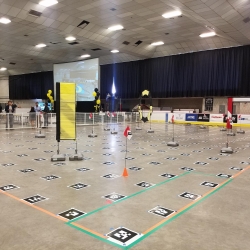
top-left (100, 45), bottom-right (250, 99)
top-left (9, 71), bottom-right (53, 99)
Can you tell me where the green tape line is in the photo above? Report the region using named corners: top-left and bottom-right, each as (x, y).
top-left (126, 178), bottom-right (233, 249)
top-left (68, 223), bottom-right (126, 249)
top-left (67, 171), bottom-right (191, 223)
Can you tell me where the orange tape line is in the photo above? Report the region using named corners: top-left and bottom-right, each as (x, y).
top-left (143, 166), bottom-right (250, 235)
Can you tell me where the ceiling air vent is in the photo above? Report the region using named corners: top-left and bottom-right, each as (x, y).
top-left (123, 41), bottom-right (130, 45)
top-left (68, 42), bottom-right (79, 45)
top-left (28, 9), bottom-right (42, 17)
top-left (77, 20), bottom-right (90, 29)
top-left (91, 48), bottom-right (101, 51)
top-left (243, 17), bottom-right (250, 23)
top-left (10, 62), bottom-right (16, 65)
top-left (134, 40), bottom-right (142, 46)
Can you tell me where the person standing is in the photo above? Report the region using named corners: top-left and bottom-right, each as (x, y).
top-left (34, 102), bottom-right (42, 127)
top-left (29, 106), bottom-right (36, 128)
top-left (5, 100), bottom-right (17, 129)
top-left (43, 102), bottom-right (50, 127)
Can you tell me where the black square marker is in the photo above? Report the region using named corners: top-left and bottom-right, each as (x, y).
top-left (18, 168), bottom-right (35, 173)
top-left (148, 206), bottom-right (175, 218)
top-left (165, 157), bottom-right (177, 160)
top-left (180, 153), bottom-right (190, 156)
top-left (125, 157), bottom-right (135, 160)
top-left (0, 184), bottom-right (19, 191)
top-left (149, 161), bottom-right (161, 165)
top-left (192, 150), bottom-right (202, 153)
top-left (83, 157), bottom-right (92, 160)
top-left (34, 158), bottom-right (46, 161)
top-left (58, 208), bottom-right (86, 220)
top-left (44, 150), bottom-right (53, 153)
top-left (230, 167), bottom-right (243, 171)
top-left (136, 147), bottom-right (145, 150)
top-left (219, 153), bottom-right (230, 156)
top-left (104, 193), bottom-right (126, 202)
top-left (160, 173), bottom-right (177, 178)
top-left (28, 148), bottom-right (37, 150)
top-left (194, 161), bottom-right (208, 165)
top-left (53, 162), bottom-right (66, 166)
top-left (157, 150), bottom-right (166, 153)
top-left (41, 175), bottom-right (60, 181)
top-left (68, 183), bottom-right (89, 190)
top-left (1, 163), bottom-right (15, 167)
top-left (17, 154), bottom-right (28, 157)
top-left (179, 192), bottom-right (201, 200)
top-left (120, 150), bottom-right (130, 152)
top-left (217, 173), bottom-right (232, 178)
top-left (208, 157), bottom-right (219, 161)
top-left (103, 153), bottom-right (112, 156)
top-left (102, 147), bottom-right (110, 149)
top-left (76, 168), bottom-right (91, 172)
top-left (102, 174), bottom-right (120, 179)
top-left (201, 181), bottom-right (218, 188)
top-left (23, 195), bottom-right (47, 204)
top-left (240, 161), bottom-right (250, 165)
top-left (129, 167), bottom-right (143, 171)
top-left (102, 162), bottom-right (115, 165)
top-left (107, 227), bottom-right (139, 245)
top-left (180, 167), bottom-right (195, 172)
top-left (83, 150), bottom-right (93, 152)
top-left (136, 181), bottom-right (154, 188)
top-left (142, 153), bottom-right (152, 156)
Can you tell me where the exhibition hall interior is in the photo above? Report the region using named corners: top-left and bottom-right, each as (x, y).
top-left (0, 0), bottom-right (250, 249)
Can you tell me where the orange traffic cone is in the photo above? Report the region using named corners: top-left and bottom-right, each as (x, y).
top-left (122, 167), bottom-right (129, 177)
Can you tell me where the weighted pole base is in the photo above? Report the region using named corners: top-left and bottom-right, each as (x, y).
top-left (88, 133), bottom-right (98, 137)
top-left (199, 125), bottom-right (206, 129)
top-left (147, 129), bottom-right (154, 133)
top-left (167, 141), bottom-right (179, 147)
top-left (111, 130), bottom-right (118, 134)
top-left (136, 127), bottom-right (142, 130)
top-left (227, 132), bottom-right (236, 136)
top-left (51, 154), bottom-right (66, 162)
top-left (221, 147), bottom-right (233, 154)
top-left (104, 128), bottom-right (110, 131)
top-left (220, 128), bottom-right (227, 131)
top-left (69, 153), bottom-right (84, 161)
top-left (35, 133), bottom-right (46, 138)
top-left (237, 130), bottom-right (245, 134)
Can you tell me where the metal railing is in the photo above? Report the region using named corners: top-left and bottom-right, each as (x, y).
top-left (0, 112), bottom-right (140, 130)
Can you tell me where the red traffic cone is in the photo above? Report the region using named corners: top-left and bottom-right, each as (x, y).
top-left (122, 167), bottom-right (129, 177)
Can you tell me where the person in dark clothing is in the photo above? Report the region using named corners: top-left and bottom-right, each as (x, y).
top-left (0, 104), bottom-right (2, 113)
top-left (43, 103), bottom-right (50, 127)
top-left (5, 100), bottom-right (17, 129)
top-left (29, 106), bottom-right (36, 127)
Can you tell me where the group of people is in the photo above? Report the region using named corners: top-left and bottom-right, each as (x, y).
top-left (29, 102), bottom-right (50, 128)
top-left (3, 100), bottom-right (50, 129)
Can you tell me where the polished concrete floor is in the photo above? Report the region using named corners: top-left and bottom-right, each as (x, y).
top-left (0, 123), bottom-right (249, 250)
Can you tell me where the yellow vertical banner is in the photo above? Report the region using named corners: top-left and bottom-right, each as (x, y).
top-left (60, 82), bottom-right (76, 140)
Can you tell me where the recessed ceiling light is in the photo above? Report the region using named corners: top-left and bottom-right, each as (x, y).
top-left (162, 10), bottom-right (182, 19)
top-left (0, 67), bottom-right (7, 71)
top-left (39, 0), bottom-right (58, 7)
top-left (199, 32), bottom-right (216, 38)
top-left (81, 54), bottom-right (91, 58)
top-left (66, 36), bottom-right (76, 41)
top-left (35, 43), bottom-right (46, 48)
top-left (0, 17), bottom-right (11, 24)
top-left (111, 49), bottom-right (119, 53)
top-left (108, 25), bottom-right (124, 31)
top-left (151, 41), bottom-right (164, 46)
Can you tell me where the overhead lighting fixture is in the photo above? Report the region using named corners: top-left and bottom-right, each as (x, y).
top-left (151, 41), bottom-right (164, 46)
top-left (162, 10), bottom-right (182, 19)
top-left (66, 36), bottom-right (76, 41)
top-left (199, 31), bottom-right (216, 38)
top-left (0, 67), bottom-right (7, 71)
top-left (35, 43), bottom-right (46, 48)
top-left (0, 17), bottom-right (11, 24)
top-left (108, 25), bottom-right (124, 31)
top-left (81, 54), bottom-right (91, 58)
top-left (39, 0), bottom-right (58, 7)
top-left (111, 49), bottom-right (119, 53)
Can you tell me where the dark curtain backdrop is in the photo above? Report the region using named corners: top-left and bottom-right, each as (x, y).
top-left (9, 71), bottom-right (53, 99)
top-left (100, 45), bottom-right (250, 98)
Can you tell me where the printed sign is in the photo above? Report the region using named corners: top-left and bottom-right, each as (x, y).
top-left (18, 168), bottom-right (35, 173)
top-left (200, 181), bottom-right (218, 188)
top-left (194, 161), bottom-right (208, 165)
top-left (76, 168), bottom-right (91, 172)
top-left (102, 174), bottom-right (120, 179)
top-left (102, 162), bottom-right (115, 165)
top-left (174, 113), bottom-right (186, 121)
top-left (148, 206), bottom-right (175, 218)
top-left (107, 227), bottom-right (140, 246)
top-left (0, 184), bottom-right (19, 191)
top-left (217, 173), bottom-right (232, 178)
top-left (197, 114), bottom-right (210, 122)
top-left (136, 181), bottom-right (154, 188)
top-left (185, 114), bottom-right (198, 122)
top-left (230, 167), bottom-right (243, 171)
top-left (41, 175), bottom-right (60, 181)
top-left (129, 167), bottom-right (143, 171)
top-left (179, 192), bottom-right (201, 200)
top-left (23, 195), bottom-right (47, 204)
top-left (58, 208), bottom-right (86, 220)
top-left (223, 115), bottom-right (238, 123)
top-left (180, 167), bottom-right (195, 172)
top-left (149, 161), bottom-right (162, 165)
top-left (165, 157), bottom-right (177, 160)
top-left (160, 173), bottom-right (177, 179)
top-left (68, 183), bottom-right (89, 190)
top-left (104, 193), bottom-right (126, 202)
top-left (238, 114), bottom-right (250, 124)
top-left (205, 97), bottom-right (213, 111)
top-left (209, 114), bottom-right (223, 122)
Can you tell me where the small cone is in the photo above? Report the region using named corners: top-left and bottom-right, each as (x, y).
top-left (106, 199), bottom-right (113, 204)
top-left (122, 167), bottom-right (129, 177)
